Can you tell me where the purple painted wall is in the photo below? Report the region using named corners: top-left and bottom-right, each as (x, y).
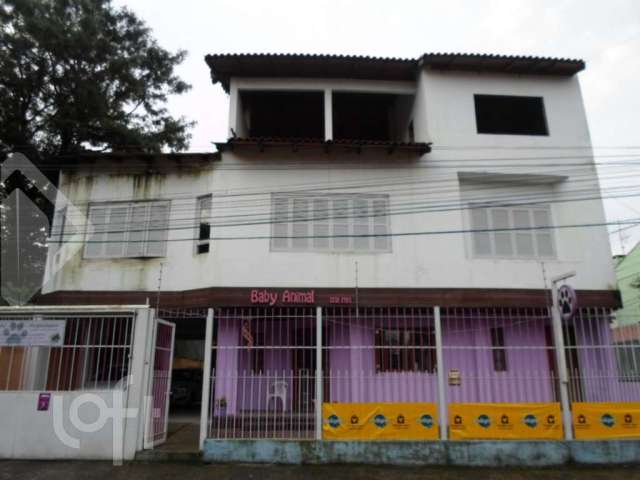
top-left (442, 316), bottom-right (555, 403)
top-left (211, 308), bottom-right (633, 414)
top-left (327, 316), bottom-right (438, 403)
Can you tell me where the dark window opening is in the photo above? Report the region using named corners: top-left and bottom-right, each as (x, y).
top-left (196, 195), bottom-right (211, 255)
top-left (474, 94), bottom-right (548, 136)
top-left (375, 328), bottom-right (436, 373)
top-left (332, 92), bottom-right (413, 142)
top-left (240, 91), bottom-right (324, 138)
top-left (199, 223), bottom-right (210, 241)
top-left (490, 327), bottom-right (507, 372)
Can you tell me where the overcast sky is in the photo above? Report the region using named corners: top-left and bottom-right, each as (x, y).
top-left (117, 0), bottom-right (640, 255)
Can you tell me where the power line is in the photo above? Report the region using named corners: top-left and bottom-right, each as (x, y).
top-left (49, 164), bottom-right (640, 214)
top-left (49, 217), bottom-right (640, 244)
top-left (23, 152), bottom-right (640, 170)
top-left (45, 189), bottom-right (640, 239)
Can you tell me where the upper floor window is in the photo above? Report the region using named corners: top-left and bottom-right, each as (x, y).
top-left (332, 92), bottom-right (413, 142)
top-left (271, 193), bottom-right (391, 253)
top-left (84, 200), bottom-right (170, 259)
top-left (474, 94), bottom-right (548, 136)
top-left (239, 91), bottom-right (324, 138)
top-left (470, 205), bottom-right (556, 259)
top-left (195, 195), bottom-right (212, 254)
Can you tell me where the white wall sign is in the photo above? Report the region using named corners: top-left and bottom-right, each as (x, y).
top-left (0, 320), bottom-right (66, 346)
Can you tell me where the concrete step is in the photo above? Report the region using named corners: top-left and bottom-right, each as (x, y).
top-left (135, 449), bottom-right (202, 463)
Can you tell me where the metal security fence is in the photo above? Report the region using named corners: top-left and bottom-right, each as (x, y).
top-left (202, 304), bottom-right (640, 441)
top-left (440, 307), bottom-right (558, 404)
top-left (207, 306), bottom-right (318, 439)
top-left (0, 312), bottom-right (135, 391)
top-left (575, 310), bottom-right (640, 402)
top-left (323, 307), bottom-right (437, 405)
top-left (612, 322), bottom-right (640, 386)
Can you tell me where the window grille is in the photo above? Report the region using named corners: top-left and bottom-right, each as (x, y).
top-left (375, 328), bottom-right (437, 373)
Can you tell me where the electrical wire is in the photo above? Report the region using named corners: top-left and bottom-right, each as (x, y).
top-left (46, 217), bottom-right (640, 244)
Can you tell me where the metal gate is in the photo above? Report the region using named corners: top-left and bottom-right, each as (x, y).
top-left (145, 318), bottom-right (175, 448)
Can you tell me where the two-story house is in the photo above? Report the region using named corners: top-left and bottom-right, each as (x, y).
top-left (3, 53), bottom-right (637, 458)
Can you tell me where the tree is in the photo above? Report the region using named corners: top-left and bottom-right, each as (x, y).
top-left (0, 0), bottom-right (194, 160)
top-left (0, 0), bottom-right (194, 305)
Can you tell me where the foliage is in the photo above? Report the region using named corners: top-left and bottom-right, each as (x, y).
top-left (0, 0), bottom-right (194, 160)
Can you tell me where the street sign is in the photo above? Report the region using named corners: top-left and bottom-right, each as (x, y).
top-left (557, 285), bottom-right (578, 320)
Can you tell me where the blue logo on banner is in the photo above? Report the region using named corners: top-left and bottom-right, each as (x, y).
top-left (328, 415), bottom-right (341, 428)
top-left (374, 414), bottom-right (387, 428)
top-left (524, 414), bottom-right (538, 428)
top-left (601, 414), bottom-right (615, 428)
top-left (420, 414), bottom-right (434, 429)
top-left (477, 414), bottom-right (491, 428)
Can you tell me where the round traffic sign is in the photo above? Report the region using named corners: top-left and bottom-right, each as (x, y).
top-left (558, 284), bottom-right (578, 320)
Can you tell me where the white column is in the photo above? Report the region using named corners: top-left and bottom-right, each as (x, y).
top-left (315, 306), bottom-right (323, 440)
top-left (228, 79), bottom-right (239, 138)
top-left (199, 308), bottom-right (214, 450)
top-left (142, 309), bottom-right (159, 450)
top-left (434, 306), bottom-right (448, 441)
top-left (128, 307), bottom-right (154, 455)
top-left (551, 285), bottom-right (574, 440)
top-left (324, 89), bottom-right (333, 141)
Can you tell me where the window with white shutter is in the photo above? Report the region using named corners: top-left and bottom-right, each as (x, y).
top-left (84, 201), bottom-right (170, 259)
top-left (470, 204), bottom-right (556, 259)
top-left (271, 193), bottom-right (391, 253)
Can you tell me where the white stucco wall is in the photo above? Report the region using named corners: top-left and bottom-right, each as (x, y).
top-left (0, 391), bottom-right (136, 460)
top-left (43, 71), bottom-right (617, 294)
top-left (0, 308), bottom-right (155, 460)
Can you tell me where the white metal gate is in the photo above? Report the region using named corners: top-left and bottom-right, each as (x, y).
top-left (145, 318), bottom-right (175, 448)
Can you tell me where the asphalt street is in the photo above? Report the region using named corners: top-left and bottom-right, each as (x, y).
top-left (1, 461), bottom-right (640, 480)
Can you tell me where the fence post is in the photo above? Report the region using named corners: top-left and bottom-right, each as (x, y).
top-left (551, 275), bottom-right (575, 441)
top-left (133, 307), bottom-right (155, 452)
top-left (434, 306), bottom-right (448, 440)
top-left (315, 306), bottom-right (323, 440)
top-left (199, 308), bottom-right (214, 450)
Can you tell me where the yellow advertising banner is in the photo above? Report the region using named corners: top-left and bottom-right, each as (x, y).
top-left (573, 403), bottom-right (640, 440)
top-left (322, 403), bottom-right (439, 440)
top-left (449, 403), bottom-right (563, 440)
